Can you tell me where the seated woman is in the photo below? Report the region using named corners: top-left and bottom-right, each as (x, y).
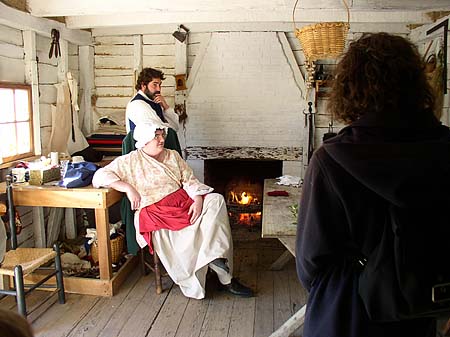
top-left (92, 122), bottom-right (253, 299)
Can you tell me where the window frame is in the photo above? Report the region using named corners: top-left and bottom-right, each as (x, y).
top-left (0, 83), bottom-right (35, 165)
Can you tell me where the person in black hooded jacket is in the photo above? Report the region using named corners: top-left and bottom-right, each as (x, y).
top-left (296, 32), bottom-right (450, 337)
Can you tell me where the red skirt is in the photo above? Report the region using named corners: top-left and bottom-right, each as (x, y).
top-left (139, 188), bottom-right (194, 253)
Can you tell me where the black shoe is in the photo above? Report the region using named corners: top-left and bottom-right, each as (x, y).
top-left (219, 278), bottom-right (254, 298)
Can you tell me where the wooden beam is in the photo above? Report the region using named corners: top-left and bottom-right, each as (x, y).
top-left (57, 39), bottom-right (69, 83)
top-left (92, 22), bottom-right (412, 37)
top-left (23, 30), bottom-right (42, 157)
top-left (277, 32), bottom-right (307, 99)
top-left (66, 9), bottom-right (435, 29)
top-left (26, 0), bottom-right (450, 17)
top-left (65, 208), bottom-right (77, 240)
top-left (0, 1), bottom-right (91, 46)
top-left (32, 206), bottom-right (46, 247)
top-left (133, 34), bottom-right (143, 95)
top-left (79, 45), bottom-right (95, 135)
top-left (186, 33), bottom-right (211, 97)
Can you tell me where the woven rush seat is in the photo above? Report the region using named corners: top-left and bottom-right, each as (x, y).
top-left (0, 248), bottom-right (56, 276)
top-left (0, 175), bottom-right (65, 317)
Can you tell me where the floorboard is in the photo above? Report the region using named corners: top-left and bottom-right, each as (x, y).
top-left (66, 268), bottom-right (141, 337)
top-left (228, 248), bottom-right (257, 337)
top-left (2, 232), bottom-right (307, 337)
top-left (174, 298), bottom-right (210, 337)
top-left (147, 285), bottom-right (190, 337)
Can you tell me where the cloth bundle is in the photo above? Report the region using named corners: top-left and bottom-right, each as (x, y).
top-left (276, 175), bottom-right (302, 187)
top-left (59, 161), bottom-right (99, 188)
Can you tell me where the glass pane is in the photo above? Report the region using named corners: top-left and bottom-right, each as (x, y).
top-left (16, 122), bottom-right (31, 154)
top-left (0, 124), bottom-right (17, 157)
top-left (15, 89), bottom-right (30, 122)
top-left (0, 88), bottom-right (15, 123)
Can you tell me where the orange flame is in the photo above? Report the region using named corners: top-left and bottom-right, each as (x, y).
top-left (230, 191), bottom-right (257, 205)
top-left (238, 212), bottom-right (262, 226)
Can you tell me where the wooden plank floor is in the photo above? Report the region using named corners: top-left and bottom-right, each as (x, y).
top-left (1, 236), bottom-right (307, 337)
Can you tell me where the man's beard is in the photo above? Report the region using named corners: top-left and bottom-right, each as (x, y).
top-left (144, 88), bottom-right (160, 100)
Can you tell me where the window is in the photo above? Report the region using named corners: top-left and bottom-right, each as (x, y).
top-left (0, 83), bottom-right (34, 164)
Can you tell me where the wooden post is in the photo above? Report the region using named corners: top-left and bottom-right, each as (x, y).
top-left (174, 34), bottom-right (188, 153)
top-left (23, 30), bottom-right (42, 156)
top-left (57, 38), bottom-right (68, 83)
top-left (47, 208), bottom-right (64, 247)
top-left (32, 207), bottom-right (45, 247)
top-left (65, 208), bottom-right (77, 240)
top-left (95, 208), bottom-right (112, 280)
top-left (79, 45), bottom-right (95, 135)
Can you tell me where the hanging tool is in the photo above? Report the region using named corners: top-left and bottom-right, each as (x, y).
top-left (323, 120), bottom-right (337, 141)
top-left (49, 29), bottom-right (61, 59)
top-left (303, 102), bottom-right (316, 164)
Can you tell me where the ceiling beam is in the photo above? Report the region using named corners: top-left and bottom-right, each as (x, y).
top-left (91, 22), bottom-right (412, 37)
top-left (0, 2), bottom-right (91, 45)
top-left (65, 9), bottom-right (436, 29)
top-left (26, 0), bottom-right (450, 17)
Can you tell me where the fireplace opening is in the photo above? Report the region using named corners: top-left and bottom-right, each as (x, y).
top-left (204, 159), bottom-right (282, 228)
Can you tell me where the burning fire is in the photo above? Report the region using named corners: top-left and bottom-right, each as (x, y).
top-left (229, 191), bottom-right (258, 205)
top-left (227, 185), bottom-right (262, 226)
top-left (238, 212), bottom-right (262, 225)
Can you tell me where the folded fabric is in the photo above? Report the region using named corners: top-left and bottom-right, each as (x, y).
top-left (59, 161), bottom-right (99, 188)
top-left (276, 175), bottom-right (302, 187)
top-left (267, 190), bottom-right (289, 197)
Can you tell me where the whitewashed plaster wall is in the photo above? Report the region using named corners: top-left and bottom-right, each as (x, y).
top-left (90, 21), bottom-right (421, 180)
top-left (185, 31), bottom-right (305, 148)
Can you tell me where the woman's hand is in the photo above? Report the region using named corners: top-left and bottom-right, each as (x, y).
top-left (126, 186), bottom-right (141, 210)
top-left (188, 195), bottom-right (203, 224)
top-left (109, 181), bottom-right (141, 210)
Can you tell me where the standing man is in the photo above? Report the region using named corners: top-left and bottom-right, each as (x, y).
top-left (126, 67), bottom-right (182, 155)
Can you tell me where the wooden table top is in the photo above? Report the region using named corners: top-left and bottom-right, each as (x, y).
top-left (0, 182), bottom-right (122, 209)
top-left (262, 178), bottom-right (301, 238)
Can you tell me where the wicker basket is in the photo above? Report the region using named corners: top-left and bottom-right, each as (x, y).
top-left (292, 0), bottom-right (350, 62)
top-left (295, 22), bottom-right (350, 61)
top-left (91, 235), bottom-right (124, 264)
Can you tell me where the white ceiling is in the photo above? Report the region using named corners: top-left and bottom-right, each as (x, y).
top-left (24, 0), bottom-right (450, 30)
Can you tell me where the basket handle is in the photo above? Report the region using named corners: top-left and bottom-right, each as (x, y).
top-left (293, 0), bottom-right (350, 31)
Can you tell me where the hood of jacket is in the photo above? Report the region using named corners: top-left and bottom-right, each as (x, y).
top-left (322, 111), bottom-right (450, 208)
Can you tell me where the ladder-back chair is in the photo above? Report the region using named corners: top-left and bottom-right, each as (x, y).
top-left (0, 175), bottom-right (65, 317)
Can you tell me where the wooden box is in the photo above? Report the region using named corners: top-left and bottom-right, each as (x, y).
top-left (29, 168), bottom-right (61, 185)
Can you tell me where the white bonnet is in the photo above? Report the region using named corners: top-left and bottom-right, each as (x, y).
top-left (133, 122), bottom-right (169, 149)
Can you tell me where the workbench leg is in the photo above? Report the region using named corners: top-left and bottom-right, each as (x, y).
top-left (270, 250), bottom-right (294, 271)
top-left (95, 208), bottom-right (112, 280)
top-left (269, 304), bottom-right (306, 337)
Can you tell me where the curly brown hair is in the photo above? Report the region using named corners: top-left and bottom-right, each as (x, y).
top-left (135, 67), bottom-right (166, 91)
top-left (328, 32), bottom-right (435, 124)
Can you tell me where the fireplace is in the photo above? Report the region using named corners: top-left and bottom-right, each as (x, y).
top-left (204, 159), bottom-right (282, 227)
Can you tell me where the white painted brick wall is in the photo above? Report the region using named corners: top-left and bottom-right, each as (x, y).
top-left (186, 32), bottom-right (305, 148)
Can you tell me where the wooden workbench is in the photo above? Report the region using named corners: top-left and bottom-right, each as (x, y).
top-left (262, 178), bottom-right (306, 337)
top-left (261, 178), bottom-right (300, 270)
top-left (0, 182), bottom-right (137, 296)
